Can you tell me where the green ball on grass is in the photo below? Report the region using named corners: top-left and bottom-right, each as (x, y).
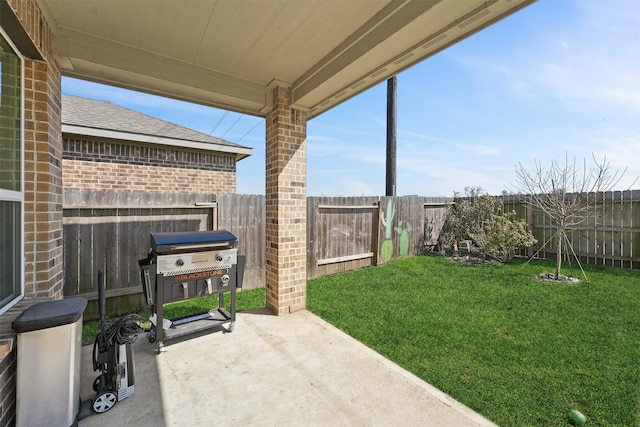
top-left (570, 409), bottom-right (586, 425)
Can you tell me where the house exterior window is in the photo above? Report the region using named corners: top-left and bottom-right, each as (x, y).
top-left (0, 30), bottom-right (23, 313)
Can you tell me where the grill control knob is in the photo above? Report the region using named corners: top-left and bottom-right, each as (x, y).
top-left (221, 274), bottom-right (230, 285)
top-left (216, 254), bottom-right (223, 262)
top-left (176, 259), bottom-right (184, 267)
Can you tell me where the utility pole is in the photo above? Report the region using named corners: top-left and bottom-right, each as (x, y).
top-left (386, 76), bottom-right (397, 196)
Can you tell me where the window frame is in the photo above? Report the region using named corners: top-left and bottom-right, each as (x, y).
top-left (0, 27), bottom-right (25, 315)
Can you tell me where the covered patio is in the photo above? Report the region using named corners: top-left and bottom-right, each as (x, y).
top-left (1, 1), bottom-right (536, 424)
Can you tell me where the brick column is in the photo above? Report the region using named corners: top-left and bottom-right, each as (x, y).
top-left (265, 85), bottom-right (307, 315)
top-left (23, 59), bottom-right (63, 298)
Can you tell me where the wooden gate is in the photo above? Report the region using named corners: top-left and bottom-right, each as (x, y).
top-left (307, 197), bottom-right (380, 279)
top-left (63, 191), bottom-right (217, 300)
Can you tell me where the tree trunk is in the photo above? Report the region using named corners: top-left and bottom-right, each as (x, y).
top-left (555, 230), bottom-right (563, 280)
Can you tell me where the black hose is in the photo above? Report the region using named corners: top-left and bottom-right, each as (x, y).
top-left (101, 314), bottom-right (144, 348)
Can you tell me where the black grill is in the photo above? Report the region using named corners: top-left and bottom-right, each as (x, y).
top-left (139, 230), bottom-right (245, 352)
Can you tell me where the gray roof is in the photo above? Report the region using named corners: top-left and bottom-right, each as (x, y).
top-left (61, 94), bottom-right (252, 161)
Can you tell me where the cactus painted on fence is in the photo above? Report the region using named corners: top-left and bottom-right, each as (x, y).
top-left (380, 199), bottom-right (395, 262)
top-left (394, 220), bottom-right (412, 258)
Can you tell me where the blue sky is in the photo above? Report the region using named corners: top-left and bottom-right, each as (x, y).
top-left (62, 0), bottom-right (639, 197)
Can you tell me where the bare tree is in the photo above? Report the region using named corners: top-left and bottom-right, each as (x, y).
top-left (509, 154), bottom-right (632, 279)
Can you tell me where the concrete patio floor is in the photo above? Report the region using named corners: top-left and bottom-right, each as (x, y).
top-left (78, 308), bottom-right (497, 427)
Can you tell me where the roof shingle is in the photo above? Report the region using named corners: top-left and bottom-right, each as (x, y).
top-left (61, 94), bottom-right (252, 159)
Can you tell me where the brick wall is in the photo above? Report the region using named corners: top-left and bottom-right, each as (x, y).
top-left (62, 138), bottom-right (237, 194)
top-left (3, 2), bottom-right (61, 425)
top-left (63, 138), bottom-right (236, 171)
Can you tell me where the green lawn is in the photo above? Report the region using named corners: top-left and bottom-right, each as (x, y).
top-left (307, 256), bottom-right (640, 427)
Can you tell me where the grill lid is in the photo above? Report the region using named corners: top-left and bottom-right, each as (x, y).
top-left (151, 230), bottom-right (237, 254)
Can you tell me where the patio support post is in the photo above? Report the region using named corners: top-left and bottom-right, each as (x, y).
top-left (264, 84), bottom-right (307, 315)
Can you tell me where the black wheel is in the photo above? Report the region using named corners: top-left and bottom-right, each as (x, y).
top-left (93, 391), bottom-right (117, 413)
top-left (92, 375), bottom-right (103, 392)
top-left (148, 331), bottom-right (155, 343)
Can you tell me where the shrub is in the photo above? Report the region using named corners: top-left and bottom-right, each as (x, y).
top-left (438, 188), bottom-right (536, 262)
top-left (472, 210), bottom-right (537, 262)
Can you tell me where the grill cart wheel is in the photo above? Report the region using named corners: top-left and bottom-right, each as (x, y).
top-left (93, 391), bottom-right (117, 413)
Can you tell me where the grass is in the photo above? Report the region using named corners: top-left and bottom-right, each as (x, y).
top-left (82, 288), bottom-right (265, 346)
top-left (307, 256), bottom-right (640, 427)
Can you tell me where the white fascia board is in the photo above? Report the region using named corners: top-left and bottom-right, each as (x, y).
top-left (62, 124), bottom-right (252, 161)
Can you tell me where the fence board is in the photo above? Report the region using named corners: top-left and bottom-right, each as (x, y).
top-left (217, 194), bottom-right (265, 290)
top-left (78, 212), bottom-right (93, 293)
top-left (118, 217), bottom-right (132, 288)
top-left (307, 198), bottom-right (319, 279)
top-left (63, 214), bottom-right (79, 296)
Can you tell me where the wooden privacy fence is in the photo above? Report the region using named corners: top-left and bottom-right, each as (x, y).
top-left (503, 190), bottom-right (640, 269)
top-left (63, 193), bottom-right (451, 299)
top-left (63, 191), bottom-right (639, 302)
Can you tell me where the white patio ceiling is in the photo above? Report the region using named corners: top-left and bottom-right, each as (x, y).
top-left (37, 0), bottom-right (535, 119)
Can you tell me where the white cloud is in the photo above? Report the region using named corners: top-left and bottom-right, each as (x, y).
top-left (446, 1), bottom-right (640, 113)
top-left (526, 4), bottom-right (639, 111)
top-left (310, 168), bottom-right (365, 175)
top-left (338, 179), bottom-right (377, 196)
top-left (589, 134), bottom-right (640, 190)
